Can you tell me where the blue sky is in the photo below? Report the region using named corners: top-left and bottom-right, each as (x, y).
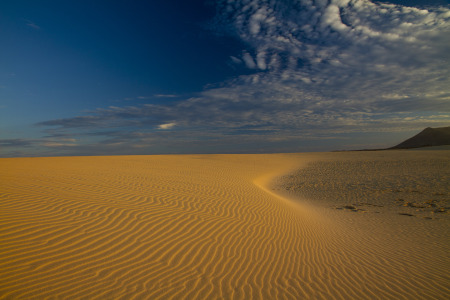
top-left (1, 0), bottom-right (449, 157)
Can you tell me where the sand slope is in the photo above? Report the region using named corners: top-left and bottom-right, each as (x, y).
top-left (1, 153), bottom-right (449, 299)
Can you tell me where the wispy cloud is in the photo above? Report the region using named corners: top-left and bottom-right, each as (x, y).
top-left (153, 94), bottom-right (178, 98)
top-left (210, 0), bottom-right (450, 121)
top-left (0, 137), bottom-right (78, 157)
top-left (122, 95), bottom-right (179, 102)
top-left (158, 122), bottom-right (177, 130)
top-left (39, 1), bottom-right (450, 133)
top-left (6, 0), bottom-right (450, 156)
top-left (24, 19), bottom-right (41, 30)
top-left (0, 139), bottom-right (35, 148)
top-left (229, 56), bottom-right (243, 64)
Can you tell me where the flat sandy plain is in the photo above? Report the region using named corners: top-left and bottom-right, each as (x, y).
top-left (0, 150), bottom-right (449, 299)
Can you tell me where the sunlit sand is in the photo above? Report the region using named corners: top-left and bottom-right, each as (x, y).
top-left (1, 151), bottom-right (449, 299)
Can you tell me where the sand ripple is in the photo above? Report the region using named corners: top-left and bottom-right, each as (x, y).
top-left (1, 153), bottom-right (449, 299)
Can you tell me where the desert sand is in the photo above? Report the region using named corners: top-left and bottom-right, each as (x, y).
top-left (0, 151), bottom-right (449, 299)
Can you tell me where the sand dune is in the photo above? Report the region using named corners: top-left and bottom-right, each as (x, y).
top-left (1, 153), bottom-right (449, 299)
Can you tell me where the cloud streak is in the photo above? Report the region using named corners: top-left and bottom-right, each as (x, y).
top-left (24, 19), bottom-right (41, 30)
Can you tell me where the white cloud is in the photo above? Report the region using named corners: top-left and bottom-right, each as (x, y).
top-left (332, 0), bottom-right (350, 7)
top-left (322, 4), bottom-right (349, 32)
top-left (242, 51), bottom-right (257, 69)
top-left (158, 122), bottom-right (176, 130)
top-left (230, 56), bottom-right (242, 64)
top-left (256, 50), bottom-right (267, 70)
top-left (249, 8), bottom-right (266, 35)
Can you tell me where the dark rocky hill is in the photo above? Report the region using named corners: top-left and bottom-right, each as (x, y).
top-left (390, 126), bottom-right (450, 149)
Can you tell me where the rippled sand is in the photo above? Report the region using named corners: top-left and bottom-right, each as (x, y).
top-left (1, 152), bottom-right (449, 299)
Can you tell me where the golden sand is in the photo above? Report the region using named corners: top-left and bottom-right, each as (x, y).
top-left (0, 152), bottom-right (449, 299)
